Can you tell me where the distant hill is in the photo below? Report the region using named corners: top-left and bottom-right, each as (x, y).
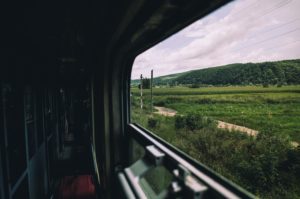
top-left (132, 59), bottom-right (300, 86)
top-left (131, 71), bottom-right (189, 86)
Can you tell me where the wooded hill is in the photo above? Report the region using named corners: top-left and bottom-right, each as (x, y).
top-left (132, 59), bottom-right (300, 86)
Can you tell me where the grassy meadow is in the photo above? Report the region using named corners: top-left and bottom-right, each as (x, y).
top-left (132, 85), bottom-right (300, 142)
top-left (131, 85), bottom-right (300, 198)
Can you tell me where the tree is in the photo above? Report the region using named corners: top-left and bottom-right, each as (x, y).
top-left (142, 78), bottom-right (150, 89)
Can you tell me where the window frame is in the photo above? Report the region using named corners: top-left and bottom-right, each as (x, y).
top-left (123, 120), bottom-right (255, 198)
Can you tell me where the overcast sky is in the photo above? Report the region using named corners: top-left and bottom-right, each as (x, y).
top-left (131, 0), bottom-right (300, 79)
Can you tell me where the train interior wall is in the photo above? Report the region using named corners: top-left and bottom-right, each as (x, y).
top-left (0, 1), bottom-right (237, 198)
top-left (0, 82), bottom-right (96, 199)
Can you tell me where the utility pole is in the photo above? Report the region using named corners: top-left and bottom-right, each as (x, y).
top-left (150, 70), bottom-right (153, 113)
top-left (140, 74), bottom-right (143, 109)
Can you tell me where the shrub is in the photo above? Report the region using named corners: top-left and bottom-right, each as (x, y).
top-left (175, 115), bottom-right (185, 129)
top-left (166, 97), bottom-right (182, 104)
top-left (196, 98), bottom-right (214, 104)
top-left (189, 84), bottom-right (200, 88)
top-left (148, 117), bottom-right (159, 128)
top-left (206, 117), bottom-right (216, 128)
top-left (265, 98), bottom-right (279, 104)
top-left (285, 148), bottom-right (300, 177)
top-left (277, 82), bottom-right (283, 87)
top-left (153, 101), bottom-right (165, 106)
top-left (185, 112), bottom-right (204, 131)
top-left (174, 112), bottom-right (215, 131)
top-left (182, 127), bottom-right (298, 197)
top-left (263, 82), bottom-right (269, 88)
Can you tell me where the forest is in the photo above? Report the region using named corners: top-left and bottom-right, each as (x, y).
top-left (132, 59), bottom-right (300, 87)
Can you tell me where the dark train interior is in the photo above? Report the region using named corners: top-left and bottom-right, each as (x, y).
top-left (0, 0), bottom-right (255, 198)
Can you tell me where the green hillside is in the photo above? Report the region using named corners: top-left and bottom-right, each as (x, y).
top-left (132, 59), bottom-right (300, 86)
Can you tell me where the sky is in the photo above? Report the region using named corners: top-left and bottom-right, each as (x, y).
top-left (131, 0), bottom-right (300, 79)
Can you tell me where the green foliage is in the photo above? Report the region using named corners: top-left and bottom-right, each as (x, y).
top-left (196, 98), bottom-right (214, 104)
top-left (132, 59), bottom-right (300, 86)
top-left (174, 115), bottom-right (185, 129)
top-left (189, 83), bottom-right (200, 88)
top-left (277, 82), bottom-right (283, 87)
top-left (185, 112), bottom-right (204, 130)
top-left (143, 78), bottom-right (151, 89)
top-left (148, 117), bottom-right (159, 128)
top-left (132, 85), bottom-right (300, 142)
top-left (153, 100), bottom-right (166, 106)
top-left (285, 148), bottom-right (300, 177)
top-left (231, 132), bottom-right (291, 192)
top-left (138, 78), bottom-right (151, 89)
top-left (132, 85), bottom-right (300, 96)
top-left (174, 113), bottom-right (215, 131)
top-left (130, 85), bottom-right (300, 198)
top-left (263, 82), bottom-right (269, 87)
top-left (173, 127), bottom-right (299, 198)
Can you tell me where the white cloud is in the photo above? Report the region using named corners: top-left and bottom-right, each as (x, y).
top-left (132, 0), bottom-right (300, 79)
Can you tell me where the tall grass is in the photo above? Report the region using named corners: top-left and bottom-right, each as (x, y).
top-left (130, 85), bottom-right (300, 198)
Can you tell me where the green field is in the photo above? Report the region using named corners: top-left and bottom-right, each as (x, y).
top-left (132, 85), bottom-right (300, 142)
top-left (131, 85), bottom-right (300, 199)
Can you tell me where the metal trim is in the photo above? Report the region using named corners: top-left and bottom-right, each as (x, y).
top-left (127, 124), bottom-right (255, 199)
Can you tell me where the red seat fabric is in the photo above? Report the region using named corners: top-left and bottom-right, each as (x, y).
top-left (58, 175), bottom-right (96, 199)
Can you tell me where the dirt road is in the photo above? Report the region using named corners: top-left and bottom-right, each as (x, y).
top-left (153, 106), bottom-right (299, 147)
top-left (217, 121), bottom-right (258, 136)
top-left (154, 106), bottom-right (258, 136)
top-left (154, 106), bottom-right (177, 116)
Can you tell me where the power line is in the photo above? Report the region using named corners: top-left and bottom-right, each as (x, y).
top-left (230, 0), bottom-right (291, 21)
top-left (230, 0), bottom-right (260, 17)
top-left (263, 39), bottom-right (300, 51)
top-left (259, 0), bottom-right (292, 18)
top-left (247, 18), bottom-right (300, 40)
top-left (235, 27), bottom-right (300, 51)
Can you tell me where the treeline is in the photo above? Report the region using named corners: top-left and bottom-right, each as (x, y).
top-left (150, 59), bottom-right (300, 86)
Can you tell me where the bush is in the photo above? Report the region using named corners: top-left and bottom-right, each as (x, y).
top-left (148, 117), bottom-right (159, 128)
top-left (189, 84), bottom-right (200, 88)
top-left (206, 117), bottom-right (216, 128)
top-left (277, 83), bottom-right (283, 87)
top-left (166, 97), bottom-right (182, 104)
top-left (180, 127), bottom-right (298, 197)
top-left (263, 82), bottom-right (269, 88)
top-left (196, 98), bottom-right (214, 104)
top-left (174, 112), bottom-right (215, 131)
top-left (232, 132), bottom-right (291, 193)
top-left (153, 101), bottom-right (165, 106)
top-left (175, 115), bottom-right (185, 129)
top-left (185, 112), bottom-right (204, 131)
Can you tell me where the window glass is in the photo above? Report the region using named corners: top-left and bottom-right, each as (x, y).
top-left (140, 166), bottom-right (172, 197)
top-left (131, 0), bottom-right (300, 198)
top-left (128, 139), bottom-right (172, 197)
top-left (128, 139), bottom-right (145, 164)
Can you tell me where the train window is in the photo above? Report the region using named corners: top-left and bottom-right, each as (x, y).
top-left (128, 139), bottom-right (145, 164)
top-left (130, 0), bottom-right (300, 198)
top-left (140, 166), bottom-right (172, 197)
